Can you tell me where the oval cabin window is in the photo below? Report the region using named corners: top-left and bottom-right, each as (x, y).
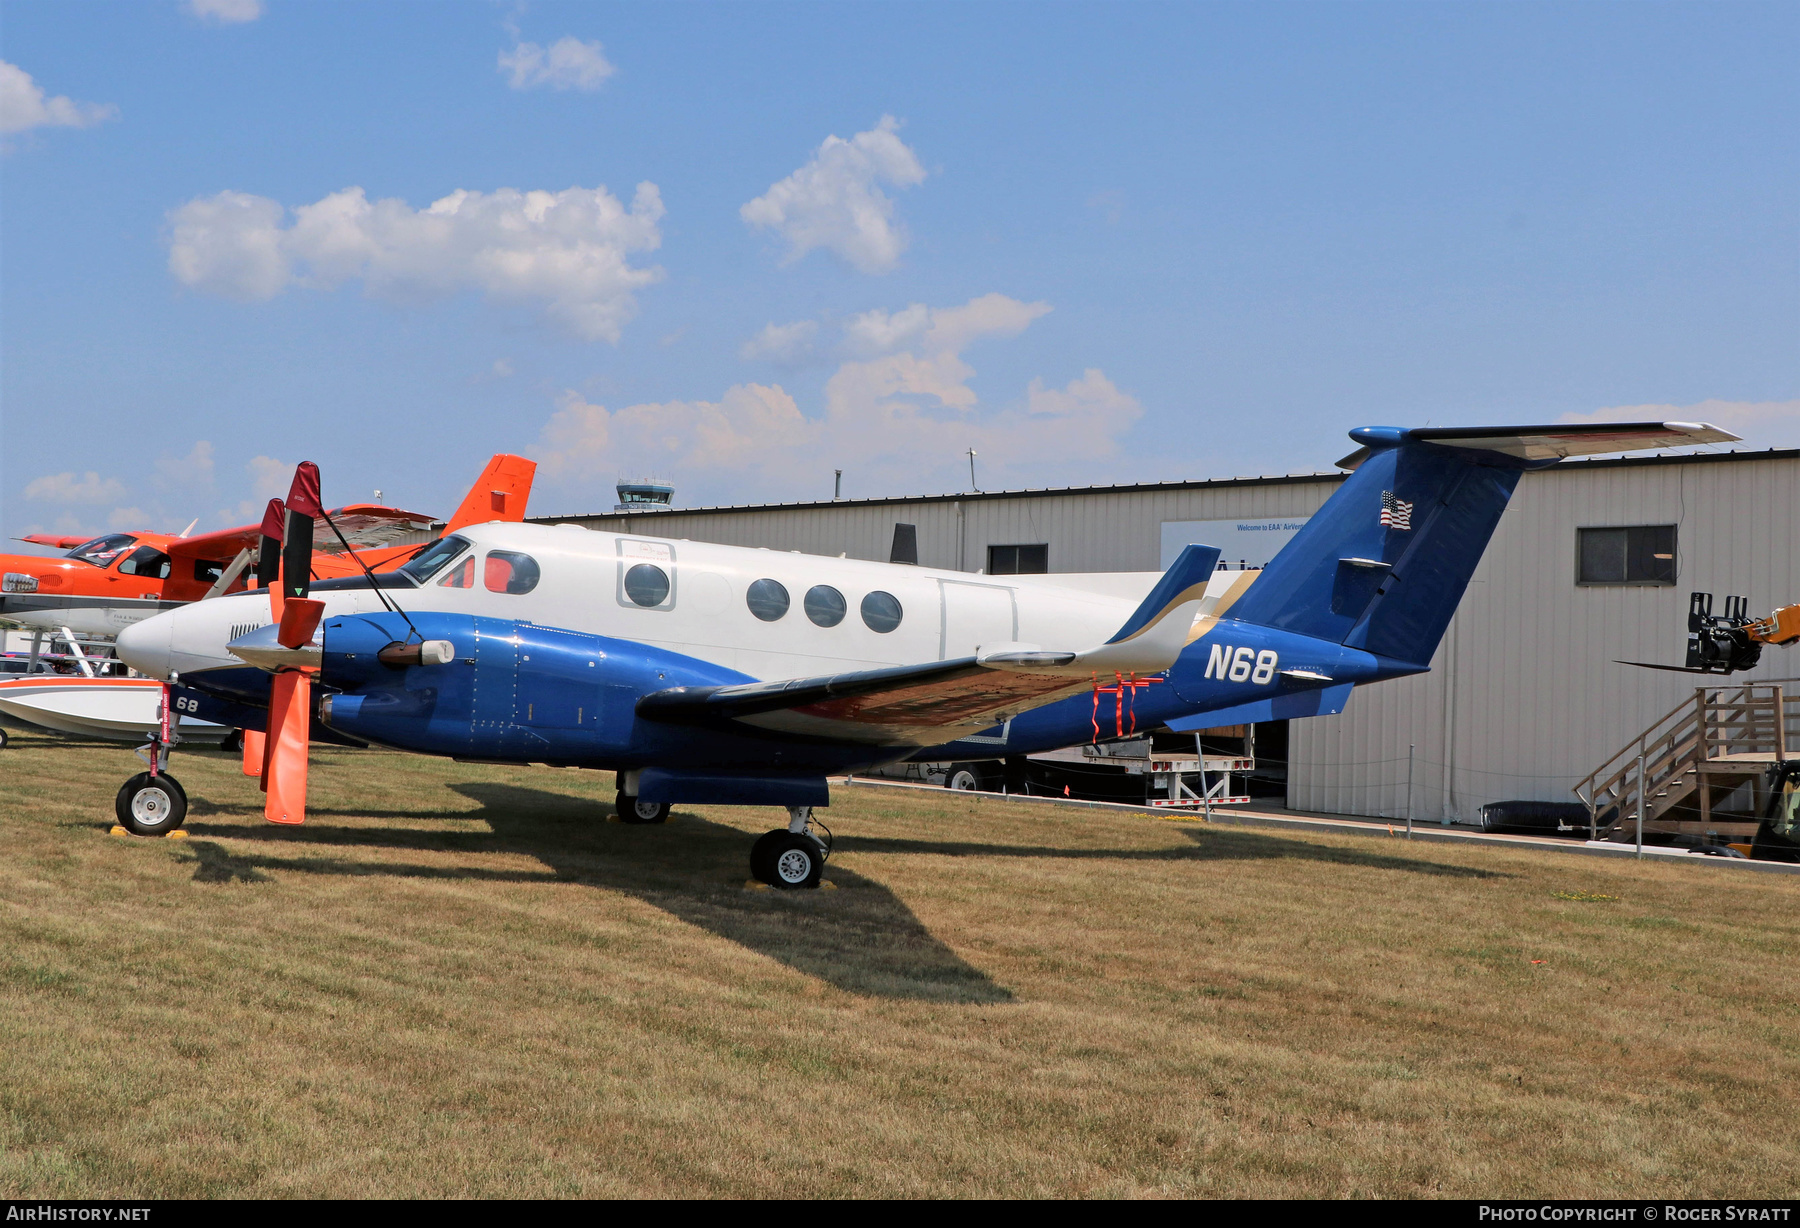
top-left (624, 563), bottom-right (670, 607)
top-left (484, 550), bottom-right (540, 595)
top-left (804, 584), bottom-right (846, 627)
top-left (860, 590), bottom-right (903, 633)
top-left (746, 578), bottom-right (789, 621)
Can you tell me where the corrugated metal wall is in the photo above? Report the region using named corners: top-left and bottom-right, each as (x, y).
top-left (556, 473), bottom-right (1344, 574)
top-left (548, 452), bottom-right (1797, 820)
top-left (1290, 453), bottom-right (1800, 822)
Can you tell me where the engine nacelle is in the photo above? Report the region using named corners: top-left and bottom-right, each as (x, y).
top-left (316, 611), bottom-right (749, 764)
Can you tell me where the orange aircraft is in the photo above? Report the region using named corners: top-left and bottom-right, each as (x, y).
top-left (1, 455), bottom-right (535, 639)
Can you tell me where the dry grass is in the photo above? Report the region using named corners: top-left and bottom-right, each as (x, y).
top-left (1, 723), bottom-right (1797, 1198)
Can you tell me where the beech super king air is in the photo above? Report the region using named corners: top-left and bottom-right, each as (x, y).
top-left (113, 422), bottom-right (1734, 888)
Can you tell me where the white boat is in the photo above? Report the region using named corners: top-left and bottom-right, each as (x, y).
top-left (0, 675), bottom-right (225, 741)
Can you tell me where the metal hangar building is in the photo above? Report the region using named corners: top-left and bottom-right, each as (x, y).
top-left (537, 448), bottom-right (1799, 825)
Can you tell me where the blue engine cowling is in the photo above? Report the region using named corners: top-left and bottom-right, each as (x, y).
top-left (316, 611), bottom-right (741, 765)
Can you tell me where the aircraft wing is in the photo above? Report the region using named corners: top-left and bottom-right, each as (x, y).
top-left (636, 543), bottom-right (1223, 746)
top-left (170, 505), bottom-right (437, 561)
top-left (17, 534), bottom-right (93, 550)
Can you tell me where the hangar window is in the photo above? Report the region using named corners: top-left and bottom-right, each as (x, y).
top-left (118, 546), bottom-right (172, 579)
top-left (484, 550), bottom-right (540, 595)
top-left (1577, 526), bottom-right (1676, 586)
top-left (624, 563), bottom-right (671, 608)
top-left (804, 584), bottom-right (846, 627)
top-left (402, 535), bottom-right (470, 584)
top-left (68, 534), bottom-right (136, 568)
top-left (987, 544), bottom-right (1048, 575)
top-left (860, 590), bottom-right (903, 633)
top-left (747, 578), bottom-right (789, 621)
top-left (439, 558), bottom-right (476, 588)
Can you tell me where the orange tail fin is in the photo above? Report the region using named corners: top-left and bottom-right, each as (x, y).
top-left (443, 454), bottom-right (537, 533)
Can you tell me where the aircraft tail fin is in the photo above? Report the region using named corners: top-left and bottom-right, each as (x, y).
top-left (443, 454), bottom-right (538, 533)
top-left (1227, 422), bottom-right (1737, 665)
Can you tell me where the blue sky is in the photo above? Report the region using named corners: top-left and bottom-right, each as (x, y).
top-left (3, 0), bottom-right (1795, 543)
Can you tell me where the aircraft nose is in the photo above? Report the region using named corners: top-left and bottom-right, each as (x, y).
top-left (115, 616), bottom-right (173, 680)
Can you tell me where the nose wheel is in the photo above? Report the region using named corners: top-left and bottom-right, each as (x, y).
top-left (116, 772), bottom-right (188, 836)
top-left (750, 806), bottom-right (830, 889)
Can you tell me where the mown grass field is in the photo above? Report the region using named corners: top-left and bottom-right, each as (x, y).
top-left (2, 723), bottom-right (1797, 1198)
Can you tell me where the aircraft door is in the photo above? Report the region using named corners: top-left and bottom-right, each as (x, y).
top-left (939, 581), bottom-right (1016, 659)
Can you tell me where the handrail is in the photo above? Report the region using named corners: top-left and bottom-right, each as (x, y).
top-left (1575, 682), bottom-right (1791, 834)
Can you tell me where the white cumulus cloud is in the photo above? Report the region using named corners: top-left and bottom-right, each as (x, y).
top-left (1558, 399), bottom-right (1800, 453)
top-left (740, 115), bottom-right (927, 274)
top-left (537, 293), bottom-right (1142, 501)
top-left (499, 37), bottom-right (614, 91)
top-left (24, 471), bottom-right (128, 504)
top-left (166, 182), bottom-right (666, 342)
top-left (185, 0), bottom-right (263, 24)
top-left (0, 61), bottom-right (117, 136)
top-left (739, 319), bottom-right (821, 365)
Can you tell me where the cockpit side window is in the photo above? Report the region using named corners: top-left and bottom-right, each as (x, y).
top-left (438, 557), bottom-right (476, 588)
top-left (484, 550), bottom-right (540, 595)
top-left (67, 534), bottom-right (136, 568)
top-left (401, 535), bottom-right (470, 584)
top-left (117, 546), bottom-right (172, 579)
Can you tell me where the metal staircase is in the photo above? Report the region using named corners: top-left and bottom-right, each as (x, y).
top-left (1575, 682), bottom-right (1797, 840)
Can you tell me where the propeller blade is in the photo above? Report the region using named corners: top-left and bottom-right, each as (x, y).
top-left (262, 669), bottom-right (311, 825)
top-left (259, 497), bottom-right (286, 623)
top-left (242, 728), bottom-right (264, 777)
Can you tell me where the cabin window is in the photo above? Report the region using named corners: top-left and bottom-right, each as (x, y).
top-left (987, 544), bottom-right (1048, 575)
top-left (484, 550), bottom-right (540, 595)
top-left (861, 591), bottom-right (903, 633)
top-left (1577, 526), bottom-right (1676, 585)
top-left (624, 563), bottom-right (671, 607)
top-left (747, 578), bottom-right (789, 621)
top-left (804, 585), bottom-right (846, 627)
top-left (193, 558), bottom-right (230, 584)
top-left (439, 558), bottom-right (476, 588)
top-left (402, 535), bottom-right (470, 584)
top-left (67, 534), bottom-right (136, 568)
top-left (118, 546), bottom-right (172, 579)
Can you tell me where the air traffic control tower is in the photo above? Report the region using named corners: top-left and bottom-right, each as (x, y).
top-left (614, 480), bottom-right (674, 514)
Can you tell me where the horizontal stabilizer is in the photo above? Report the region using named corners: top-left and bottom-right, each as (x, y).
top-left (1337, 421), bottom-right (1738, 470)
top-left (1165, 682), bottom-right (1354, 731)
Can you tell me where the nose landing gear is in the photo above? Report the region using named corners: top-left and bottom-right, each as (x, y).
top-left (750, 806), bottom-right (830, 889)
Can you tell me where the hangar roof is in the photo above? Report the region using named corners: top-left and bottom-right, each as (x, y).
top-left (530, 446), bottom-right (1797, 523)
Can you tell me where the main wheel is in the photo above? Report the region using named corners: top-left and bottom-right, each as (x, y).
top-left (0, 726), bottom-right (9, 749)
top-left (754, 831), bottom-right (825, 890)
top-left (615, 792), bottom-right (671, 824)
top-left (945, 762), bottom-right (992, 792)
top-left (220, 729), bottom-right (244, 753)
top-left (115, 772), bottom-right (187, 836)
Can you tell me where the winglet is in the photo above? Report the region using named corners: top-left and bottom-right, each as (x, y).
top-left (443, 454), bottom-right (538, 533)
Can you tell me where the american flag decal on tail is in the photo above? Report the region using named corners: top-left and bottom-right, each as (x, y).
top-left (1380, 490), bottom-right (1413, 530)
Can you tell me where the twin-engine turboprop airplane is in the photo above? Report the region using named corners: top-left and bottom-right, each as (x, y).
top-left (0, 455), bottom-right (535, 637)
top-left (112, 422), bottom-right (1735, 888)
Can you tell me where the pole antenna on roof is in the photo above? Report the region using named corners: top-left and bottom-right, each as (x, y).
top-left (967, 448), bottom-right (980, 493)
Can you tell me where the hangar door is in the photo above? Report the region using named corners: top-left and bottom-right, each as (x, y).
top-left (939, 581), bottom-right (1016, 659)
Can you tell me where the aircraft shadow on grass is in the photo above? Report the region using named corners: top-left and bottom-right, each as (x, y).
top-left (178, 781), bottom-right (1013, 1005)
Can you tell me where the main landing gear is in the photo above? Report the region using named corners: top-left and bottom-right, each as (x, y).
top-left (615, 790), bottom-right (672, 824)
top-left (749, 806), bottom-right (830, 890)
